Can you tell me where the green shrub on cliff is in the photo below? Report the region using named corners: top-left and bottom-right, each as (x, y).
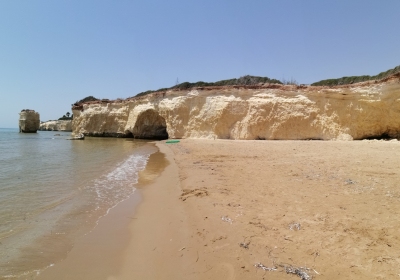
top-left (135, 88), bottom-right (169, 97)
top-left (134, 75), bottom-right (282, 97)
top-left (173, 75), bottom-right (282, 89)
top-left (72, 96), bottom-right (99, 106)
top-left (79, 96), bottom-right (98, 103)
top-left (58, 113), bottom-right (73, 120)
top-left (311, 65), bottom-right (400, 86)
top-left (58, 116), bottom-right (72, 120)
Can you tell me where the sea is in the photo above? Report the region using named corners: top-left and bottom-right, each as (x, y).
top-left (0, 128), bottom-right (156, 279)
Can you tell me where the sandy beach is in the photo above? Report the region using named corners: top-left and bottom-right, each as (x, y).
top-left (38, 139), bottom-right (400, 280)
top-left (3, 1), bottom-right (399, 279)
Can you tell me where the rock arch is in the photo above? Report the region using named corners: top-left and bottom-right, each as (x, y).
top-left (131, 109), bottom-right (168, 139)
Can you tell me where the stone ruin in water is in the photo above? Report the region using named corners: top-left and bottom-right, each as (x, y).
top-left (19, 110), bottom-right (40, 133)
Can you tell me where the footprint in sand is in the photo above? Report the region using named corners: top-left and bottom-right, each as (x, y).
top-left (212, 262), bottom-right (235, 280)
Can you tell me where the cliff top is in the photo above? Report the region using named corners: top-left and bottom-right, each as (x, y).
top-left (311, 65), bottom-right (400, 86)
top-left (71, 67), bottom-right (400, 111)
top-left (134, 75), bottom-right (283, 98)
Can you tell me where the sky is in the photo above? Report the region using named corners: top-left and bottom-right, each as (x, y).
top-left (0, 0), bottom-right (399, 128)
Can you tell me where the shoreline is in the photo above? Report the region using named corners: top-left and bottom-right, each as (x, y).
top-left (115, 142), bottom-right (195, 279)
top-left (36, 142), bottom-right (179, 280)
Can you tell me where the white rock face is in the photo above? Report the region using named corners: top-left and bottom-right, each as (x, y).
top-left (72, 77), bottom-right (400, 140)
top-left (39, 120), bottom-right (72, 131)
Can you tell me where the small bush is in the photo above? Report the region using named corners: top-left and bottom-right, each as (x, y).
top-left (58, 116), bottom-right (73, 120)
top-left (281, 77), bottom-right (299, 85)
top-left (72, 96), bottom-right (99, 106)
top-left (77, 96), bottom-right (98, 103)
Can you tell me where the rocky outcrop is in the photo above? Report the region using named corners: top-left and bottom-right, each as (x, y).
top-left (39, 120), bottom-right (72, 132)
top-left (19, 110), bottom-right (40, 133)
top-left (72, 74), bottom-right (400, 140)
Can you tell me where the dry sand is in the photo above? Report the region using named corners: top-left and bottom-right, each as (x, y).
top-left (38, 139), bottom-right (400, 280)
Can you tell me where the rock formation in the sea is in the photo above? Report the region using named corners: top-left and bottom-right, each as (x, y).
top-left (39, 120), bottom-right (72, 132)
top-left (19, 110), bottom-right (40, 133)
top-left (71, 73), bottom-right (400, 140)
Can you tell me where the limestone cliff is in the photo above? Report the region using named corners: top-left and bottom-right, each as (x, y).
top-left (39, 120), bottom-right (72, 132)
top-left (19, 110), bottom-right (40, 133)
top-left (72, 74), bottom-right (400, 140)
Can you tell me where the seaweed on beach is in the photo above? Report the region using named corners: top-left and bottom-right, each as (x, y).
top-left (221, 216), bottom-right (233, 223)
top-left (289, 222), bottom-right (301, 231)
top-left (281, 264), bottom-right (313, 280)
top-left (254, 262), bottom-right (315, 279)
top-left (254, 262), bottom-right (277, 271)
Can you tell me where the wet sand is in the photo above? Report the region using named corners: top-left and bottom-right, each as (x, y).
top-left (36, 148), bottom-right (171, 280)
top-left (35, 192), bottom-right (141, 280)
top-left (38, 139), bottom-right (400, 280)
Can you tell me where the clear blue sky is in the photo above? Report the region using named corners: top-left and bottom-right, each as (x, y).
top-left (1, 0), bottom-right (399, 128)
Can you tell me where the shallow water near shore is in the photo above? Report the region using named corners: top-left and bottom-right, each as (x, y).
top-left (0, 128), bottom-right (156, 279)
top-left (36, 149), bottom-right (170, 280)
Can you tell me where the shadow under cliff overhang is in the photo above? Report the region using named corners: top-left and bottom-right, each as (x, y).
top-left (85, 132), bottom-right (134, 138)
top-left (130, 109), bottom-right (169, 140)
top-left (355, 129), bottom-right (400, 141)
top-left (358, 132), bottom-right (397, 141)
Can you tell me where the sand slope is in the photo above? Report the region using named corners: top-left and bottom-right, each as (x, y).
top-left (161, 139), bottom-right (400, 279)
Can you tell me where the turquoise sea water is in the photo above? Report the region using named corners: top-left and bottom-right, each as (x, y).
top-left (0, 128), bottom-right (154, 278)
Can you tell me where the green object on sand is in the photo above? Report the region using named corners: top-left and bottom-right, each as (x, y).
top-left (166, 141), bottom-right (180, 143)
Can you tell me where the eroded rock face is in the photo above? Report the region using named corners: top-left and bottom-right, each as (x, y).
top-left (19, 110), bottom-right (40, 133)
top-left (72, 103), bottom-right (132, 137)
top-left (71, 76), bottom-right (400, 140)
top-left (39, 120), bottom-right (72, 132)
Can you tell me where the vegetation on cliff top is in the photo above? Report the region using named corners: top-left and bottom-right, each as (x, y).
top-left (58, 112), bottom-right (73, 120)
top-left (71, 96), bottom-right (99, 110)
top-left (135, 75), bottom-right (283, 97)
top-left (73, 65), bottom-right (400, 104)
top-left (72, 96), bottom-right (99, 106)
top-left (311, 65), bottom-right (400, 86)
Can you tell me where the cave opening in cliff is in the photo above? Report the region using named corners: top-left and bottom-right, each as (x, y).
top-left (124, 131), bottom-right (134, 138)
top-left (362, 132), bottom-right (392, 140)
top-left (132, 109), bottom-right (169, 140)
